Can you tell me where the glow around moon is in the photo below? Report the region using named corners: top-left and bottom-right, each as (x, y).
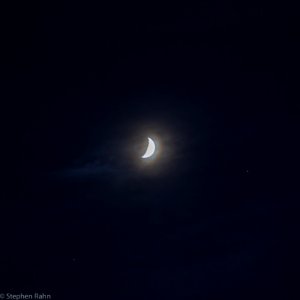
top-left (141, 137), bottom-right (156, 158)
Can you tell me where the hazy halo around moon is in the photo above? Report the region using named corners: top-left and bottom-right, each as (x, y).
top-left (141, 137), bottom-right (156, 158)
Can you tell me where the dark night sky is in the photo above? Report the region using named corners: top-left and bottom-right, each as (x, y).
top-left (1, 1), bottom-right (300, 299)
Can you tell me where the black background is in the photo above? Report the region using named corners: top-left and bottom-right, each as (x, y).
top-left (1, 1), bottom-right (300, 299)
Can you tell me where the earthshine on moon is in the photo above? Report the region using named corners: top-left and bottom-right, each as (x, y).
top-left (141, 137), bottom-right (156, 158)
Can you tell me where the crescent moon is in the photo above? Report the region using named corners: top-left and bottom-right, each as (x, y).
top-left (141, 137), bottom-right (156, 158)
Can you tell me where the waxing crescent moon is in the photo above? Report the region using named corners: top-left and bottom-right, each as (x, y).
top-left (141, 137), bottom-right (156, 158)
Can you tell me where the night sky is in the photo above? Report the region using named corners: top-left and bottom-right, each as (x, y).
top-left (1, 1), bottom-right (300, 299)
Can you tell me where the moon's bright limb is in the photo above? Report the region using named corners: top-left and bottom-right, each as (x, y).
top-left (141, 137), bottom-right (156, 158)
